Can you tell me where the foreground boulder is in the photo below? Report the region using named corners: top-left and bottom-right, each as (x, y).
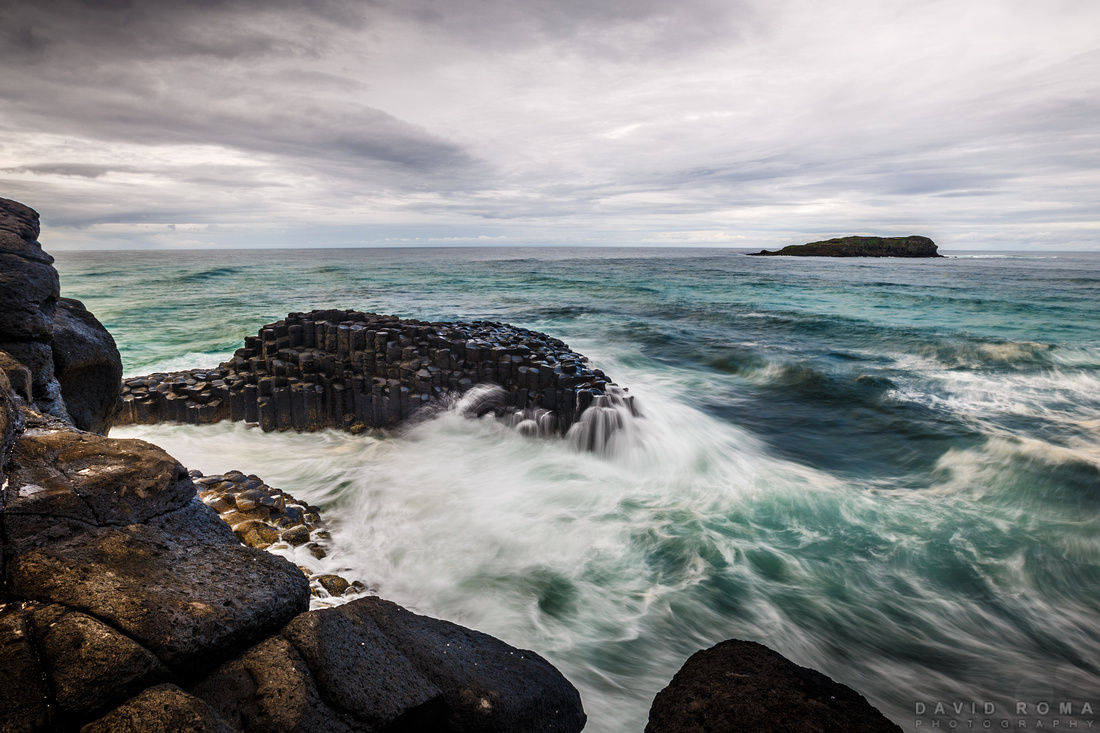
top-left (51, 297), bottom-right (123, 433)
top-left (646, 639), bottom-right (900, 733)
top-left (194, 596), bottom-right (586, 733)
top-left (750, 235), bottom-right (942, 258)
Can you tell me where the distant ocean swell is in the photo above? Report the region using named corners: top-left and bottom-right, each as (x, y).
top-left (56, 248), bottom-right (1100, 731)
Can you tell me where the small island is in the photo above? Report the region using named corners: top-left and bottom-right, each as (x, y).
top-left (749, 235), bottom-right (942, 258)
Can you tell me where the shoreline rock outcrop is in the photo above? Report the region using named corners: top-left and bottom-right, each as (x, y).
top-left (1, 197), bottom-right (122, 433)
top-left (646, 639), bottom-right (901, 732)
top-left (115, 310), bottom-right (630, 436)
top-left (749, 235), bottom-right (942, 258)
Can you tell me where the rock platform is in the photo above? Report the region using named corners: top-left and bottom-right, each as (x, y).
top-left (116, 310), bottom-right (629, 435)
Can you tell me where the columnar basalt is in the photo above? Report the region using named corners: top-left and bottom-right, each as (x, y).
top-left (191, 469), bottom-right (365, 603)
top-left (117, 309), bottom-right (627, 434)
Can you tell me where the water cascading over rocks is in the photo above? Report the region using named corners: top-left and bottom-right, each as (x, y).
top-left (116, 309), bottom-right (639, 443)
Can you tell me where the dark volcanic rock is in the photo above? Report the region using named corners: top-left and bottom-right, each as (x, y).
top-left (0, 197), bottom-right (53, 265)
top-left (0, 341), bottom-right (56, 393)
top-left (51, 298), bottom-right (123, 434)
top-left (117, 309), bottom-right (633, 440)
top-left (344, 596), bottom-right (587, 732)
top-left (7, 499), bottom-right (311, 672)
top-left (0, 604), bottom-right (51, 732)
top-left (192, 635), bottom-right (359, 733)
top-left (0, 254), bottom-right (59, 342)
top-left (0, 369), bottom-right (23, 475)
top-left (3, 431), bottom-right (196, 548)
top-left (193, 597), bottom-right (586, 733)
top-left (749, 235), bottom-right (941, 258)
top-left (27, 603), bottom-right (168, 716)
top-left (645, 639), bottom-right (901, 733)
top-left (0, 198), bottom-right (121, 433)
top-left (280, 608), bottom-right (446, 728)
top-left (81, 684), bottom-right (235, 733)
top-left (0, 350), bottom-right (34, 403)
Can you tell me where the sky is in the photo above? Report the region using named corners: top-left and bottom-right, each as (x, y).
top-left (1, 0), bottom-right (1098, 250)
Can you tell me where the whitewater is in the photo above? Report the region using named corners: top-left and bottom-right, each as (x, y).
top-left (54, 247), bottom-right (1100, 731)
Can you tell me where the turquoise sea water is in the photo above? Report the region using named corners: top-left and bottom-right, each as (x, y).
top-left (54, 248), bottom-right (1100, 730)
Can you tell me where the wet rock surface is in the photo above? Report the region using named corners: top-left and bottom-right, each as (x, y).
top-left (27, 603), bottom-right (169, 717)
top-left (3, 430), bottom-right (197, 550)
top-left (345, 596), bottom-right (588, 733)
top-left (645, 639), bottom-right (901, 733)
top-left (0, 603), bottom-right (51, 732)
top-left (9, 498), bottom-right (311, 671)
top-left (117, 309), bottom-right (628, 435)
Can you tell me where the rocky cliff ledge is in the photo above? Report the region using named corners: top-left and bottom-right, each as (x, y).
top-left (0, 198), bottom-right (586, 732)
top-left (116, 310), bottom-right (628, 436)
top-left (0, 198), bottom-right (122, 433)
top-left (749, 235), bottom-right (942, 258)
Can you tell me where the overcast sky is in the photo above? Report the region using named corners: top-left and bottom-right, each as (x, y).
top-left (1, 0), bottom-right (1098, 250)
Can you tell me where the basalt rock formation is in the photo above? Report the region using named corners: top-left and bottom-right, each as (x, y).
top-left (0, 198), bottom-right (586, 732)
top-left (191, 469), bottom-right (367, 603)
top-left (749, 235), bottom-right (942, 258)
top-left (645, 639), bottom-right (901, 732)
top-left (0, 197), bottom-right (123, 433)
top-left (116, 310), bottom-right (629, 436)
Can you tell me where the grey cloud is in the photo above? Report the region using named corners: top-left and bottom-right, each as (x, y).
top-left (388, 0), bottom-right (762, 59)
top-left (0, 0), bottom-right (369, 63)
top-left (2, 164), bottom-right (118, 178)
top-left (1, 0), bottom-right (762, 74)
top-left (0, 0), bottom-right (482, 194)
top-left (1, 70), bottom-right (477, 180)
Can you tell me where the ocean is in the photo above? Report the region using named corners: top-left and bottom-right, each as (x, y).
top-left (53, 247), bottom-right (1100, 731)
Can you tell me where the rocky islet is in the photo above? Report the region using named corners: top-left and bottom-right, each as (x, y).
top-left (750, 234), bottom-right (942, 257)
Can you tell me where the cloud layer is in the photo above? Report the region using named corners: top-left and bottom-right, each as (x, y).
top-left (1, 0), bottom-right (1098, 249)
